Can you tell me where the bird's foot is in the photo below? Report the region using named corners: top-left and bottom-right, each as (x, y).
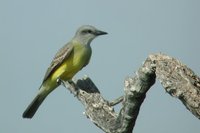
top-left (57, 78), bottom-right (78, 97)
top-left (56, 78), bottom-right (62, 85)
top-left (67, 80), bottom-right (78, 96)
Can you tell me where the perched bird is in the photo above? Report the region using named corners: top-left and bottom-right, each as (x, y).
top-left (23, 25), bottom-right (107, 118)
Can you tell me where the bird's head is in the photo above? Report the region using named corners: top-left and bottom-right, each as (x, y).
top-left (74, 25), bottom-right (107, 46)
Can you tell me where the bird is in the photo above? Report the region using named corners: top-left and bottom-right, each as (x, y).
top-left (22, 25), bottom-right (107, 118)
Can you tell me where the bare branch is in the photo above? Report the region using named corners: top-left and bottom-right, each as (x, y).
top-left (61, 57), bottom-right (156, 133)
top-left (61, 53), bottom-right (200, 133)
top-left (115, 58), bottom-right (156, 133)
top-left (149, 53), bottom-right (200, 119)
top-left (108, 96), bottom-right (124, 106)
top-left (62, 77), bottom-right (118, 133)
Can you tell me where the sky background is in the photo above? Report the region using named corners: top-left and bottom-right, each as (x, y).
top-left (0, 0), bottom-right (200, 132)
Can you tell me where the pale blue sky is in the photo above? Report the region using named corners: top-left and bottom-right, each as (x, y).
top-left (0, 0), bottom-right (199, 133)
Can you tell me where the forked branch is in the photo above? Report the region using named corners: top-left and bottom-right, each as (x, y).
top-left (61, 53), bottom-right (200, 133)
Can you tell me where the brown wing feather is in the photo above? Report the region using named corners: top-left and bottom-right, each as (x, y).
top-left (42, 43), bottom-right (74, 82)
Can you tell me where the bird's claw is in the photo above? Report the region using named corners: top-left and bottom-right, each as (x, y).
top-left (57, 78), bottom-right (78, 97)
top-left (68, 80), bottom-right (78, 97)
top-left (56, 78), bottom-right (62, 85)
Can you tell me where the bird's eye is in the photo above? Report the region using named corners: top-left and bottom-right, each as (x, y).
top-left (81, 29), bottom-right (93, 35)
top-left (87, 30), bottom-right (92, 34)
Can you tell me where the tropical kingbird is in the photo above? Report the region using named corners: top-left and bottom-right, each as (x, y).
top-left (23, 25), bottom-right (107, 118)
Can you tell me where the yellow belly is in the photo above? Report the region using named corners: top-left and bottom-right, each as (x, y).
top-left (50, 43), bottom-right (91, 83)
top-left (40, 43), bottom-right (91, 95)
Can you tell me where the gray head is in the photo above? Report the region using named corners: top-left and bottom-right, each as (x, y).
top-left (73, 25), bottom-right (107, 46)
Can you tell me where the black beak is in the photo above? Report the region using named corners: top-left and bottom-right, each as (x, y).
top-left (95, 30), bottom-right (108, 36)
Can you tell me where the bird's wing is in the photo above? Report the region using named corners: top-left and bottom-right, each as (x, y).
top-left (42, 43), bottom-right (74, 82)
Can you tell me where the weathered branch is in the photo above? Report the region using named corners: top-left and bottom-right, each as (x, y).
top-left (149, 53), bottom-right (200, 119)
top-left (61, 53), bottom-right (200, 133)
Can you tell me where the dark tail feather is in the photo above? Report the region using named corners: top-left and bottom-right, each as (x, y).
top-left (23, 94), bottom-right (46, 119)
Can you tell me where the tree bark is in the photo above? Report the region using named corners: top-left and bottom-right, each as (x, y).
top-left (61, 53), bottom-right (200, 133)
top-left (149, 54), bottom-right (200, 119)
